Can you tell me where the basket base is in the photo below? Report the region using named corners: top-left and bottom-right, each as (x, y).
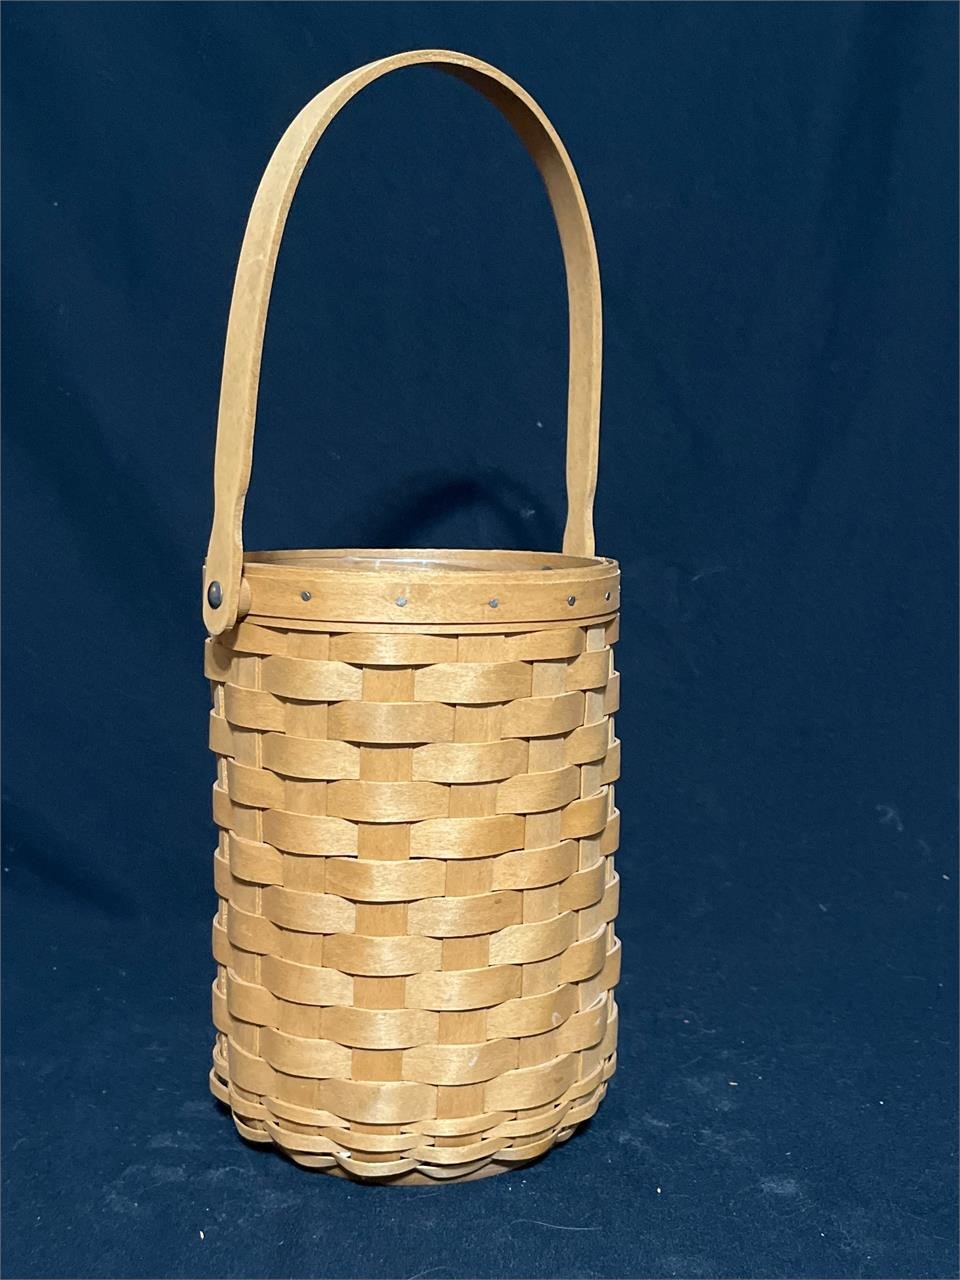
top-left (313, 1156), bottom-right (535, 1186)
top-left (254, 1120), bottom-right (578, 1185)
top-left (211, 1069), bottom-right (596, 1184)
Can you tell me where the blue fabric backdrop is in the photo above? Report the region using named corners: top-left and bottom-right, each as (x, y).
top-left (3, 3), bottom-right (957, 1277)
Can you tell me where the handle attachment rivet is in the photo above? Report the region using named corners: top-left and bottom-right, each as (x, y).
top-left (567, 595), bottom-right (576, 606)
top-left (207, 580), bottom-right (223, 609)
top-left (300, 590), bottom-right (312, 601)
top-left (605, 591), bottom-right (611, 601)
top-left (488, 598), bottom-right (499, 609)
top-left (395, 596), bottom-right (408, 608)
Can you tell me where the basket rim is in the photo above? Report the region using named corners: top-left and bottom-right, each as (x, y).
top-left (225, 549), bottom-right (620, 628)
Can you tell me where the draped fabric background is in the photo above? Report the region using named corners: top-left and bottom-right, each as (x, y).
top-left (2, 3), bottom-right (956, 1277)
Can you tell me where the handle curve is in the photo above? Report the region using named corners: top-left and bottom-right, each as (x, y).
top-left (204, 49), bottom-right (602, 635)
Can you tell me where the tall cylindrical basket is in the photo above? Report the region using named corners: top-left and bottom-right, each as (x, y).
top-left (203, 49), bottom-right (621, 1184)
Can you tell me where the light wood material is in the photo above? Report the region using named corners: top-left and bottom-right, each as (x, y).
top-left (204, 50), bottom-right (620, 1184)
top-left (209, 614), bottom-right (620, 1180)
top-left (203, 49), bottom-right (603, 636)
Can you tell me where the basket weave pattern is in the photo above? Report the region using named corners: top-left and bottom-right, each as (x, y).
top-left (207, 615), bottom-right (620, 1180)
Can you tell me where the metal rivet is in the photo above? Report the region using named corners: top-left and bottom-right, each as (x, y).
top-left (567, 595), bottom-right (577, 606)
top-left (206, 580), bottom-right (222, 609)
top-left (605, 591), bottom-right (612, 601)
top-left (300, 590), bottom-right (312, 602)
top-left (395, 596), bottom-right (408, 608)
top-left (488, 598), bottom-right (499, 609)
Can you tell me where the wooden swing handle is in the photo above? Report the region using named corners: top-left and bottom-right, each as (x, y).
top-left (203, 49), bottom-right (603, 635)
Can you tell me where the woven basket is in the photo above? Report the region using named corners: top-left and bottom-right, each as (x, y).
top-left (203, 50), bottom-right (621, 1184)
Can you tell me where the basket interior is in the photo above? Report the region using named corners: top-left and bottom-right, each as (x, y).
top-left (243, 548), bottom-right (611, 575)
